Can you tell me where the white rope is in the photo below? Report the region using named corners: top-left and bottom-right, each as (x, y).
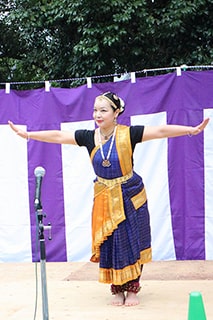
top-left (1, 65), bottom-right (213, 87)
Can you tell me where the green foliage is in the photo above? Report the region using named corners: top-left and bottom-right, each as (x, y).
top-left (0, 0), bottom-right (213, 88)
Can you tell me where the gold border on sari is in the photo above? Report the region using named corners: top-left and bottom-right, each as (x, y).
top-left (90, 182), bottom-right (126, 262)
top-left (99, 248), bottom-right (152, 285)
top-left (131, 188), bottom-right (147, 210)
top-left (116, 125), bottom-right (133, 175)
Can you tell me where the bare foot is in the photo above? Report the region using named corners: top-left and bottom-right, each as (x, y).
top-left (125, 292), bottom-right (140, 306)
top-left (111, 292), bottom-right (125, 306)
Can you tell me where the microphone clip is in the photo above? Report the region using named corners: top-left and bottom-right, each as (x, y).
top-left (36, 208), bottom-right (46, 222)
top-left (36, 208), bottom-right (52, 241)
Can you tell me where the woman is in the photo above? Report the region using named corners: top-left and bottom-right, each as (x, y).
top-left (8, 92), bottom-right (209, 307)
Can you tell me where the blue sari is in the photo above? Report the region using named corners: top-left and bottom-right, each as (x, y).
top-left (90, 125), bottom-right (152, 285)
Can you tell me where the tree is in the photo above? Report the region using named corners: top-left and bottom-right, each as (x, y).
top-left (0, 0), bottom-right (213, 88)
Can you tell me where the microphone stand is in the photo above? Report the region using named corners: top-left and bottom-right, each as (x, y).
top-left (35, 200), bottom-right (52, 320)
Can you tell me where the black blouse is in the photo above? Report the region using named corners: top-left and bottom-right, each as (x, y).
top-left (75, 125), bottom-right (144, 155)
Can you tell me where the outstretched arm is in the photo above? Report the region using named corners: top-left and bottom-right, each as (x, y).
top-left (142, 118), bottom-right (210, 142)
top-left (8, 121), bottom-right (77, 145)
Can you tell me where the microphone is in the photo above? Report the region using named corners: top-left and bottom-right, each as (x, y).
top-left (34, 166), bottom-right (46, 210)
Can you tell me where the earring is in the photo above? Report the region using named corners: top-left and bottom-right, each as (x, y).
top-left (114, 118), bottom-right (117, 124)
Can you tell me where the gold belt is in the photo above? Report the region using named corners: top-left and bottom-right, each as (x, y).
top-left (97, 171), bottom-right (133, 187)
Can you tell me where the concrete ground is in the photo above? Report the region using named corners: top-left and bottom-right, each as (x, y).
top-left (0, 260), bottom-right (212, 319)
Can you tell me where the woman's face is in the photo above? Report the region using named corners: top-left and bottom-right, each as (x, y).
top-left (93, 97), bottom-right (119, 129)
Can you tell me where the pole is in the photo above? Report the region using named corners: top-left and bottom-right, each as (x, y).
top-left (36, 208), bottom-right (52, 320)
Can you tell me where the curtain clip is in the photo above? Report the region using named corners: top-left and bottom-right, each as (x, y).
top-left (131, 72), bottom-right (136, 83)
top-left (5, 83), bottom-right (10, 94)
top-left (176, 67), bottom-right (182, 76)
top-left (45, 81), bottom-right (51, 92)
top-left (87, 77), bottom-right (92, 88)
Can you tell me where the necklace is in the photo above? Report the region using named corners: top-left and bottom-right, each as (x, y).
top-left (100, 128), bottom-right (115, 140)
top-left (98, 126), bottom-right (117, 167)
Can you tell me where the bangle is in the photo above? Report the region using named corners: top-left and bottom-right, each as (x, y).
top-left (188, 128), bottom-right (193, 137)
top-left (26, 132), bottom-right (30, 142)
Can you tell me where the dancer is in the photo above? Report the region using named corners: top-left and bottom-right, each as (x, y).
top-left (8, 92), bottom-right (209, 306)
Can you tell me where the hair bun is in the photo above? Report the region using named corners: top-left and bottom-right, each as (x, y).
top-left (118, 97), bottom-right (125, 115)
top-left (101, 91), bottom-right (125, 115)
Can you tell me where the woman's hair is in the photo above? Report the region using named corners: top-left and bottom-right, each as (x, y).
top-left (99, 91), bottom-right (125, 115)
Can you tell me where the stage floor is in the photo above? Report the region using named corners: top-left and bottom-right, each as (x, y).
top-left (0, 260), bottom-right (212, 319)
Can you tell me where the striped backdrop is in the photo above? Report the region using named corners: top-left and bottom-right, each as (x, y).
top-left (0, 70), bottom-right (212, 262)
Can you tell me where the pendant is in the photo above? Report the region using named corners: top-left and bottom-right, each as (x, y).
top-left (102, 159), bottom-right (111, 167)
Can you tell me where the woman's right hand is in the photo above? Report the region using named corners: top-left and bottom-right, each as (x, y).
top-left (8, 121), bottom-right (28, 140)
